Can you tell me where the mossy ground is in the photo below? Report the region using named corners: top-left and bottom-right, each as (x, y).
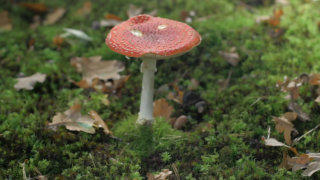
top-left (1, 0), bottom-right (320, 179)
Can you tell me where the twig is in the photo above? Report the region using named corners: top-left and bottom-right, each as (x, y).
top-left (293, 123), bottom-right (320, 145)
top-left (89, 153), bottom-right (96, 168)
top-left (21, 162), bottom-right (28, 180)
top-left (171, 163), bottom-right (180, 180)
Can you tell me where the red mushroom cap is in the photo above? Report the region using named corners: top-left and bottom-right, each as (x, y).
top-left (106, 14), bottom-right (201, 59)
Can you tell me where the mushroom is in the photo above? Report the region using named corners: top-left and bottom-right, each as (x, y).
top-left (105, 14), bottom-right (201, 125)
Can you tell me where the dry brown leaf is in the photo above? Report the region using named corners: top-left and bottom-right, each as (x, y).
top-left (127, 4), bottom-right (143, 18)
top-left (70, 56), bottom-right (125, 92)
top-left (219, 47), bottom-right (240, 66)
top-left (48, 104), bottom-right (110, 134)
top-left (44, 8), bottom-right (66, 25)
top-left (148, 169), bottom-right (173, 180)
top-left (173, 115), bottom-right (188, 129)
top-left (53, 35), bottom-right (64, 48)
top-left (20, 3), bottom-right (48, 13)
top-left (288, 101), bottom-right (310, 121)
top-left (89, 110), bottom-right (112, 135)
top-left (167, 83), bottom-right (184, 104)
top-left (104, 14), bottom-right (122, 21)
top-left (273, 112), bottom-right (297, 145)
top-left (48, 104), bottom-right (96, 134)
top-left (153, 99), bottom-right (174, 121)
top-left (14, 73), bottom-right (46, 90)
top-left (309, 74), bottom-right (320, 85)
top-left (0, 11), bottom-right (12, 31)
top-left (268, 9), bottom-right (283, 27)
top-left (76, 1), bottom-right (92, 17)
top-left (279, 151), bottom-right (292, 169)
top-left (302, 161), bottom-right (320, 176)
top-left (315, 96), bottom-right (320, 103)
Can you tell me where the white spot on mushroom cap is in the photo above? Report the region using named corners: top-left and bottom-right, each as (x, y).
top-left (158, 24), bottom-right (167, 30)
top-left (130, 29), bottom-right (143, 37)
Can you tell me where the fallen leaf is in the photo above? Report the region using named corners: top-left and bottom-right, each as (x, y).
top-left (276, 0), bottom-right (289, 5)
top-left (44, 8), bottom-right (66, 25)
top-left (61, 28), bottom-right (92, 41)
top-left (148, 169), bottom-right (173, 180)
top-left (288, 101), bottom-right (310, 121)
top-left (104, 14), bottom-right (122, 21)
top-left (273, 112), bottom-right (297, 145)
top-left (219, 47), bottom-right (240, 66)
top-left (255, 15), bottom-right (270, 24)
top-left (53, 35), bottom-right (64, 48)
top-left (76, 1), bottom-right (92, 17)
top-left (302, 161), bottom-right (320, 177)
top-left (127, 4), bottom-right (143, 18)
top-left (20, 3), bottom-right (48, 13)
top-left (34, 175), bottom-right (47, 180)
top-left (288, 154), bottom-right (313, 171)
top-left (309, 74), bottom-right (320, 85)
top-left (48, 104), bottom-right (109, 134)
top-left (153, 99), bottom-right (174, 121)
top-left (167, 83), bottom-right (184, 104)
top-left (89, 110), bottom-right (112, 135)
top-left (14, 73), bottom-right (46, 90)
top-left (279, 151), bottom-right (292, 169)
top-left (70, 56), bottom-right (126, 92)
top-left (30, 15), bottom-right (41, 29)
top-left (173, 115), bottom-right (188, 129)
top-left (263, 137), bottom-right (290, 148)
top-left (268, 9), bottom-right (283, 27)
top-left (99, 19), bottom-right (122, 28)
top-left (0, 11), bottom-right (12, 31)
top-left (48, 104), bottom-right (95, 134)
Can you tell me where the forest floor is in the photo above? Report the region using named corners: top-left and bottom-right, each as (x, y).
top-left (1, 0), bottom-right (320, 179)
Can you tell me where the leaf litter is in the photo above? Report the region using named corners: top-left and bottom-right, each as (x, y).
top-left (70, 56), bottom-right (128, 93)
top-left (48, 104), bottom-right (111, 135)
top-left (14, 73), bottom-right (46, 90)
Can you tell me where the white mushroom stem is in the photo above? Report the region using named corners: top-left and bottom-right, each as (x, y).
top-left (137, 58), bottom-right (157, 125)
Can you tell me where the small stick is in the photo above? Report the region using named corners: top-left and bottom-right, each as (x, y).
top-left (293, 123), bottom-right (320, 144)
top-left (89, 153), bottom-right (96, 168)
top-left (171, 163), bottom-right (180, 180)
top-left (21, 162), bottom-right (28, 180)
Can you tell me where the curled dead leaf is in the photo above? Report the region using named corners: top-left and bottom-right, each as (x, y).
top-left (48, 104), bottom-right (111, 134)
top-left (273, 112), bottom-right (297, 145)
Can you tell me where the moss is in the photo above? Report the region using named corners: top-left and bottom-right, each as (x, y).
top-left (1, 0), bottom-right (320, 178)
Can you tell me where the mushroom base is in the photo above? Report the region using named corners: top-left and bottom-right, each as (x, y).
top-left (137, 58), bottom-right (157, 125)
